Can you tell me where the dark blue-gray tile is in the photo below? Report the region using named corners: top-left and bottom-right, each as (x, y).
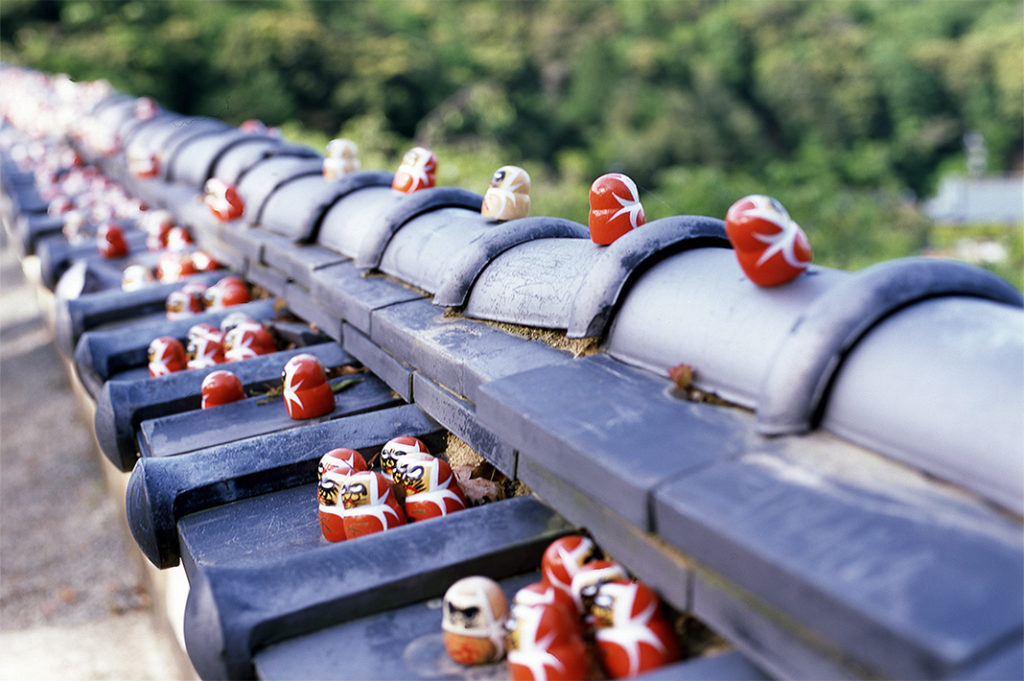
top-left (411, 372), bottom-right (516, 477)
top-left (285, 282), bottom-right (342, 341)
top-left (477, 354), bottom-right (750, 529)
top-left (139, 368), bottom-right (395, 458)
top-left (691, 573), bottom-right (855, 681)
top-left (657, 434), bottom-right (1024, 680)
top-left (254, 571), bottom-right (541, 680)
top-left (262, 241), bottom-right (345, 289)
top-left (181, 495), bottom-right (570, 680)
top-left (127, 403), bottom-right (445, 569)
top-left (636, 652), bottom-right (770, 681)
top-left (370, 299), bottom-right (574, 403)
top-left (95, 341), bottom-right (349, 470)
top-left (343, 322), bottom-right (414, 402)
top-left (244, 259), bottom-right (289, 297)
top-left (516, 453), bottom-right (691, 614)
top-left (310, 261), bottom-right (426, 336)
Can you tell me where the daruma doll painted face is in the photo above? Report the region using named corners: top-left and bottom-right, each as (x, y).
top-left (392, 146), bottom-right (437, 193)
top-left (442, 576), bottom-right (509, 665)
top-left (481, 165), bottom-right (531, 221)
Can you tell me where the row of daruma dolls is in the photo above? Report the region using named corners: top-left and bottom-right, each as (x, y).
top-left (205, 139), bottom-right (813, 288)
top-left (315, 436), bottom-right (467, 542)
top-left (120, 210), bottom-right (227, 289)
top-left (150, 324), bottom-right (345, 422)
top-left (33, 149), bottom-right (228, 284)
top-left (442, 535), bottom-right (681, 680)
top-left (146, 307), bottom-right (274, 377)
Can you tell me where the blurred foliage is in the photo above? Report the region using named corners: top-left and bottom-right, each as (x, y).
top-left (2, 0), bottom-right (1021, 281)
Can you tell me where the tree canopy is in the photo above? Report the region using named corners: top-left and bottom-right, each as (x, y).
top-left (3, 0), bottom-right (1021, 281)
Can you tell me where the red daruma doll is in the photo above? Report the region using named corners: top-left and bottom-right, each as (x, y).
top-left (588, 173), bottom-right (646, 245)
top-left (97, 222), bottom-right (128, 259)
top-left (200, 370), bottom-right (245, 409)
top-left (318, 447), bottom-right (368, 480)
top-left (724, 194), bottom-right (811, 287)
top-left (392, 146), bottom-right (437, 193)
top-left (281, 353), bottom-right (335, 420)
top-left (204, 177), bottom-right (244, 222)
top-left (317, 469), bottom-right (350, 542)
top-left (202, 275), bottom-right (251, 309)
top-left (541, 535), bottom-right (597, 596)
top-left (317, 448), bottom-right (368, 542)
top-left (186, 323), bottom-right (226, 369)
top-left (590, 580), bottom-right (680, 679)
top-left (394, 453), bottom-right (468, 521)
top-left (339, 471), bottom-right (406, 539)
top-left (147, 336), bottom-right (187, 377)
top-left (223, 321), bottom-right (276, 362)
top-left (505, 602), bottom-right (592, 681)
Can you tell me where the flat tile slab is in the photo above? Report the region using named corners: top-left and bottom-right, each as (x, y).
top-left (74, 298), bottom-right (278, 383)
top-left (371, 298), bottom-right (573, 404)
top-left (262, 241), bottom-right (345, 289)
top-left (655, 433), bottom-right (1024, 680)
top-left (310, 261), bottom-right (426, 336)
top-left (54, 269), bottom-right (226, 356)
top-left (244, 258), bottom-right (289, 297)
top-left (477, 354), bottom-right (751, 529)
top-left (138, 371), bottom-right (397, 458)
top-left (343, 322), bottom-right (415, 402)
top-left (411, 372), bottom-right (516, 477)
top-left (254, 571), bottom-right (541, 680)
top-left (515, 452), bottom-right (692, 613)
top-left (219, 224), bottom-right (275, 263)
top-left (181, 494), bottom-right (571, 679)
top-left (95, 340), bottom-right (347, 470)
top-left (127, 403), bottom-right (445, 570)
top-left (284, 282), bottom-right (342, 341)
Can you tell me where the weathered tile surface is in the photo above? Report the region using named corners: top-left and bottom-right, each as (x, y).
top-left (127, 403), bottom-right (445, 569)
top-left (411, 372), bottom-right (516, 476)
top-left (139, 367), bottom-right (395, 458)
top-left (181, 495), bottom-right (570, 680)
top-left (310, 261), bottom-right (426, 336)
top-left (477, 354), bottom-right (750, 529)
top-left (656, 433), bottom-right (1024, 680)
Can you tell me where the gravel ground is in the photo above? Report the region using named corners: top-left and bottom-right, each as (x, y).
top-left (0, 233), bottom-right (194, 680)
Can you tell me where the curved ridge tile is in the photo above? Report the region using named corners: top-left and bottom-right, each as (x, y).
top-left (167, 128), bottom-right (252, 188)
top-left (158, 118), bottom-right (230, 181)
top-left (567, 215), bottom-right (731, 338)
top-left (433, 216), bottom-right (588, 307)
top-left (93, 94), bottom-right (136, 135)
top-left (234, 156), bottom-right (324, 225)
top-left (120, 113), bottom-right (188, 165)
top-left (315, 184), bottom-right (398, 257)
top-left (354, 186), bottom-right (484, 269)
top-left (378, 208), bottom-right (492, 291)
top-left (213, 139), bottom-right (312, 185)
top-left (606, 249), bottom-right (847, 407)
top-left (822, 296), bottom-right (1024, 515)
top-left (262, 170), bottom-right (394, 242)
top-left (463, 238), bottom-right (603, 328)
top-left (118, 110), bottom-right (171, 150)
top-left (757, 256), bottom-right (1024, 436)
